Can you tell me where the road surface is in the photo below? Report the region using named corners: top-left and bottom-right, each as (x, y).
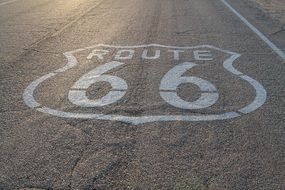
top-left (0, 0), bottom-right (284, 189)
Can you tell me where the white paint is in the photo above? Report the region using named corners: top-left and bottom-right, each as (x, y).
top-left (142, 49), bottom-right (160, 59)
top-left (69, 89), bottom-right (126, 107)
top-left (0, 0), bottom-right (19, 7)
top-left (160, 62), bottom-right (219, 109)
top-left (68, 61), bottom-right (127, 107)
top-left (36, 106), bottom-right (241, 125)
top-left (194, 50), bottom-right (213, 61)
top-left (55, 52), bottom-right (79, 73)
top-left (23, 73), bottom-right (56, 108)
top-left (115, 50), bottom-right (134, 60)
top-left (160, 92), bottom-right (219, 110)
top-left (23, 44), bottom-right (267, 124)
top-left (220, 0), bottom-right (285, 61)
top-left (87, 49), bottom-right (109, 60)
top-left (223, 54), bottom-right (243, 75)
top-left (238, 75), bottom-right (267, 114)
top-left (82, 45), bottom-right (232, 61)
top-left (168, 50), bottom-right (185, 60)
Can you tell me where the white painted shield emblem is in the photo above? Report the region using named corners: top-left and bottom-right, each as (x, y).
top-left (23, 44), bottom-right (267, 124)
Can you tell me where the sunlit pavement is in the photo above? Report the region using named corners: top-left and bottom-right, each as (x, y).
top-left (0, 0), bottom-right (284, 189)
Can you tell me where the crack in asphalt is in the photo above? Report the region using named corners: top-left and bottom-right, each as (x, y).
top-left (50, 0), bottom-right (105, 38)
top-left (271, 28), bottom-right (285, 35)
top-left (23, 48), bottom-right (61, 55)
top-left (0, 108), bottom-right (31, 114)
top-left (68, 136), bottom-right (92, 190)
top-left (19, 187), bottom-right (52, 190)
top-left (91, 159), bottom-right (121, 185)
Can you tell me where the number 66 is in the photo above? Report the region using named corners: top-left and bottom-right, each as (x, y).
top-left (68, 61), bottom-right (219, 109)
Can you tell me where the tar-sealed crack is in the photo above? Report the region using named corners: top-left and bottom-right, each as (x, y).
top-left (19, 187), bottom-right (52, 190)
top-left (68, 135), bottom-right (92, 190)
top-left (23, 48), bottom-right (61, 55)
top-left (91, 159), bottom-right (121, 187)
top-left (271, 28), bottom-right (285, 35)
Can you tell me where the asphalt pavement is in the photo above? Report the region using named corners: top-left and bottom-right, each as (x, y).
top-left (0, 0), bottom-right (284, 189)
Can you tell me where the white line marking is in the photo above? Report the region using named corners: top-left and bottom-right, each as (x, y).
top-left (0, 0), bottom-right (19, 6)
top-left (23, 44), bottom-right (267, 124)
top-left (238, 75), bottom-right (267, 114)
top-left (23, 73), bottom-right (56, 108)
top-left (220, 0), bottom-right (285, 61)
top-left (160, 62), bottom-right (219, 109)
top-left (142, 49), bottom-right (161, 59)
top-left (68, 61), bottom-right (128, 107)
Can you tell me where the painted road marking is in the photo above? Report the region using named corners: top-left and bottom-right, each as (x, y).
top-left (160, 62), bottom-right (219, 109)
top-left (220, 0), bottom-right (285, 61)
top-left (23, 44), bottom-right (267, 125)
top-left (0, 0), bottom-right (20, 6)
top-left (68, 61), bottom-right (128, 107)
top-left (86, 49), bottom-right (215, 61)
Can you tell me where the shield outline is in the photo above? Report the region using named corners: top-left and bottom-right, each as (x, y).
top-left (23, 44), bottom-right (267, 125)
